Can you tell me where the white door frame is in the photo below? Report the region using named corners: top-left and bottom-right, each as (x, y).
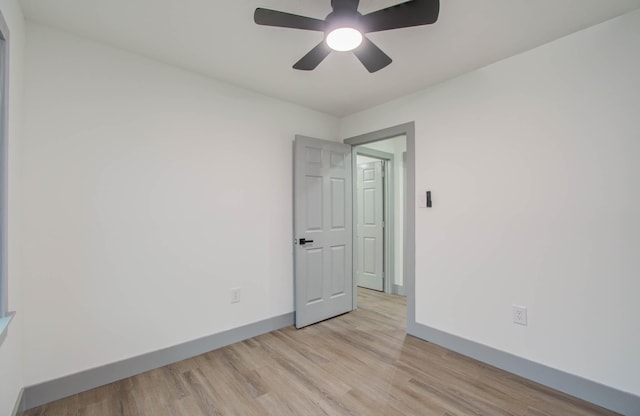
top-left (354, 148), bottom-right (395, 295)
top-left (344, 122), bottom-right (416, 331)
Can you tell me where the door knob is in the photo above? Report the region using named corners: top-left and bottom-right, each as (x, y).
top-left (299, 238), bottom-right (314, 245)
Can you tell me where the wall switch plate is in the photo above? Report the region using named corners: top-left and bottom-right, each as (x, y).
top-left (512, 305), bottom-right (528, 325)
top-left (231, 288), bottom-right (241, 304)
top-left (418, 192), bottom-right (427, 208)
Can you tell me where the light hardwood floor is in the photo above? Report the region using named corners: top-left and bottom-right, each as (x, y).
top-left (23, 288), bottom-right (617, 415)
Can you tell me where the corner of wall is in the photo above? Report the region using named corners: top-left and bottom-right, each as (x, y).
top-left (0, 0), bottom-right (25, 414)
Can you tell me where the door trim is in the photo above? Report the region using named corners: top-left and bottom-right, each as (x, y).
top-left (344, 122), bottom-right (415, 331)
top-left (354, 147), bottom-right (395, 295)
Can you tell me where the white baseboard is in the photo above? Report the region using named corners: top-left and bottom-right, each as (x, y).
top-left (11, 388), bottom-right (24, 416)
top-left (408, 321), bottom-right (640, 416)
top-left (23, 312), bottom-right (294, 410)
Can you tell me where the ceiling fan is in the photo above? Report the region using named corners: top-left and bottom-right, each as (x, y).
top-left (254, 0), bottom-right (440, 73)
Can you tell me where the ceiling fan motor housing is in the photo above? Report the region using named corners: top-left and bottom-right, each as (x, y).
top-left (324, 9), bottom-right (363, 36)
top-left (331, 0), bottom-right (360, 12)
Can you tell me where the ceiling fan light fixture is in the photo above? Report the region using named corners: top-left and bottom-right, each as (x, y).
top-left (326, 27), bottom-right (363, 51)
top-left (254, 0), bottom-right (440, 72)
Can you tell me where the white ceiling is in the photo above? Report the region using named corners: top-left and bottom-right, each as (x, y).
top-left (19, 0), bottom-right (640, 116)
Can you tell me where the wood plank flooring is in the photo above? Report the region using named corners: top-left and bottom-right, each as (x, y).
top-left (22, 289), bottom-right (618, 415)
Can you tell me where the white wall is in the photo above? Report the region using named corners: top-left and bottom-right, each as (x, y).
top-left (340, 10), bottom-right (640, 396)
top-left (359, 136), bottom-right (406, 287)
top-left (0, 0), bottom-right (24, 414)
top-left (21, 23), bottom-right (339, 386)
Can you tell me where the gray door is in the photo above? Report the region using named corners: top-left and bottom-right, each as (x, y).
top-left (356, 160), bottom-right (384, 291)
top-left (294, 136), bottom-right (353, 328)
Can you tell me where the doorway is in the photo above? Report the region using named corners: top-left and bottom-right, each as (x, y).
top-left (293, 122), bottom-right (416, 329)
top-left (354, 136), bottom-right (406, 297)
top-left (345, 122), bottom-right (415, 330)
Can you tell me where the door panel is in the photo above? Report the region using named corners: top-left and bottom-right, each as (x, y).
top-left (330, 178), bottom-right (346, 228)
top-left (294, 136), bottom-right (353, 328)
top-left (357, 160), bottom-right (384, 291)
top-left (305, 248), bottom-right (323, 303)
top-left (305, 176), bottom-right (323, 230)
top-left (330, 245), bottom-right (346, 296)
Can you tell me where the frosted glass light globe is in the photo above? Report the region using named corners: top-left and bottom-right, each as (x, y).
top-left (326, 27), bottom-right (363, 52)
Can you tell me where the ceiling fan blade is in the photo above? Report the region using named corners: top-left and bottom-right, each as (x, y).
top-left (353, 37), bottom-right (392, 73)
top-left (254, 8), bottom-right (325, 31)
top-left (293, 41), bottom-right (333, 71)
top-left (361, 0), bottom-right (439, 33)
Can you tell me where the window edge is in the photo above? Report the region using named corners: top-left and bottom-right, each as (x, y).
top-left (0, 310), bottom-right (15, 346)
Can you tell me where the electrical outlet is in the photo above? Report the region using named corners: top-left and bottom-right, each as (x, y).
top-left (512, 305), bottom-right (527, 326)
top-left (231, 288), bottom-right (241, 304)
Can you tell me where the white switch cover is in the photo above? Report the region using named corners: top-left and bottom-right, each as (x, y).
top-left (231, 288), bottom-right (241, 304)
top-left (418, 192), bottom-right (427, 208)
top-left (512, 305), bottom-right (528, 325)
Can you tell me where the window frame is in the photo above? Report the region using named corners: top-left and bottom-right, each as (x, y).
top-left (0, 8), bottom-right (12, 344)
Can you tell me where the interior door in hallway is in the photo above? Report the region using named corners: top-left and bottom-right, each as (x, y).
top-left (356, 159), bottom-right (384, 291)
top-left (294, 135), bottom-right (353, 328)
